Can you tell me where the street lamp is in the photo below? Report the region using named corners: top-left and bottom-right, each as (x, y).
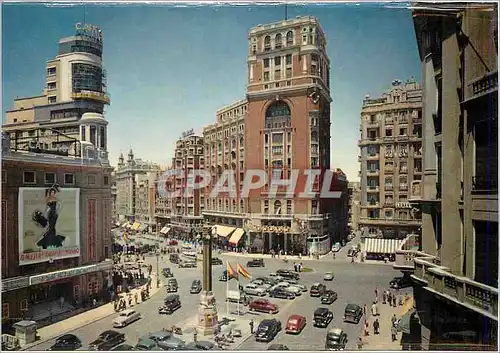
top-left (196, 220), bottom-right (218, 336)
top-left (155, 253), bottom-right (160, 288)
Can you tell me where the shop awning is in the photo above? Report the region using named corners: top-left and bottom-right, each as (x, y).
top-left (216, 225), bottom-right (235, 237)
top-left (160, 226), bottom-right (171, 234)
top-left (131, 223), bottom-right (141, 230)
top-left (364, 238), bottom-right (403, 254)
top-left (229, 228), bottom-right (245, 245)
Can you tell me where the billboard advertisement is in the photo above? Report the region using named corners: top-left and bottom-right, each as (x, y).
top-left (18, 187), bottom-right (80, 265)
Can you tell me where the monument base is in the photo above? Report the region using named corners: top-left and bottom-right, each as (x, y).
top-left (197, 291), bottom-right (219, 336)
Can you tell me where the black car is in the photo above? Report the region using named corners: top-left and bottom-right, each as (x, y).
top-left (390, 276), bottom-right (412, 289)
top-left (325, 328), bottom-right (348, 350)
top-left (48, 334), bottom-right (82, 351)
top-left (167, 278), bottom-right (178, 292)
top-left (190, 279), bottom-right (202, 294)
top-left (169, 253), bottom-right (180, 264)
top-left (159, 294), bottom-right (181, 314)
top-left (162, 268), bottom-right (173, 278)
top-left (255, 319), bottom-right (282, 342)
top-left (310, 283), bottom-right (327, 297)
top-left (184, 341), bottom-right (221, 350)
top-left (269, 287), bottom-right (295, 300)
top-left (313, 307), bottom-right (334, 328)
top-left (267, 344), bottom-right (290, 350)
top-left (247, 258), bottom-right (265, 267)
top-left (88, 330), bottom-right (125, 351)
top-left (110, 344), bottom-right (135, 351)
top-left (276, 269), bottom-right (300, 280)
top-left (212, 257), bottom-right (223, 265)
top-left (343, 303), bottom-right (363, 324)
top-left (321, 290), bottom-right (338, 305)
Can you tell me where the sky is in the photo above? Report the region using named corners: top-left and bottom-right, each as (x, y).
top-left (2, 2), bottom-right (422, 181)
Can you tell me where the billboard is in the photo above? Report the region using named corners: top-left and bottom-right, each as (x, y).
top-left (18, 187), bottom-right (80, 265)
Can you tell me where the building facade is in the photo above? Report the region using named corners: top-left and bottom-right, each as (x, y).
top-left (329, 169), bottom-right (349, 245)
top-left (155, 134), bottom-right (205, 238)
top-left (114, 150), bottom-right (160, 224)
top-left (110, 171), bottom-right (117, 225)
top-left (393, 5), bottom-right (498, 350)
top-left (347, 181), bottom-right (361, 232)
top-left (1, 132), bottom-right (113, 330)
top-left (203, 16), bottom-right (335, 255)
top-left (358, 79), bottom-right (423, 238)
top-left (134, 172), bottom-right (157, 233)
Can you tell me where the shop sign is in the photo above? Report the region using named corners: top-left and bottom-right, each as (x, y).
top-left (29, 264), bottom-right (98, 286)
top-left (75, 22), bottom-right (103, 42)
top-left (2, 276), bottom-right (30, 293)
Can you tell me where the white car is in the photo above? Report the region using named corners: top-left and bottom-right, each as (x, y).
top-left (268, 273), bottom-right (285, 281)
top-left (244, 283), bottom-right (267, 296)
top-left (332, 243), bottom-right (341, 252)
top-left (324, 272), bottom-right (335, 281)
top-left (251, 280), bottom-right (272, 292)
top-left (112, 309), bottom-right (141, 328)
top-left (273, 282), bottom-right (302, 296)
top-left (281, 280), bottom-right (308, 292)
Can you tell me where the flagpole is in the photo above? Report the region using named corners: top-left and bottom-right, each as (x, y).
top-left (237, 274), bottom-right (240, 317)
top-left (226, 261), bottom-right (230, 317)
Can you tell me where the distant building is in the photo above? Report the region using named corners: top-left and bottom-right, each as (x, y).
top-left (134, 173), bottom-right (157, 233)
top-left (347, 181), bottom-right (361, 232)
top-left (330, 169), bottom-right (349, 245)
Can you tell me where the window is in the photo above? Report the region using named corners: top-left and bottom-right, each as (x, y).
top-left (2, 170), bottom-right (6, 184)
top-left (47, 67), bottom-right (56, 76)
top-left (275, 34), bottom-right (282, 49)
top-left (264, 84), bottom-right (269, 89)
top-left (385, 129), bottom-right (392, 137)
top-left (264, 72), bottom-right (270, 81)
top-left (2, 303), bottom-right (9, 320)
top-left (88, 175), bottom-right (96, 185)
top-left (45, 172), bottom-right (56, 185)
top-left (272, 133), bottom-right (284, 144)
top-left (104, 176), bottom-right (109, 185)
top-left (286, 31), bottom-right (294, 45)
top-left (264, 36), bottom-right (271, 50)
top-left (311, 200), bottom-right (318, 213)
top-left (286, 67), bottom-right (292, 78)
top-left (99, 126), bottom-right (106, 149)
top-left (64, 173), bottom-right (75, 185)
top-left (286, 80), bottom-right (291, 86)
top-left (264, 58), bottom-right (270, 68)
top-left (286, 200), bottom-right (292, 214)
top-left (275, 70), bottom-right (281, 80)
top-left (23, 171), bottom-right (36, 184)
top-left (47, 82), bottom-right (56, 90)
top-left (311, 64), bottom-right (317, 75)
top-left (81, 125), bottom-right (86, 141)
top-left (274, 56), bottom-right (281, 66)
top-left (48, 96), bottom-right (56, 104)
top-left (385, 210), bottom-right (393, 218)
top-left (90, 126), bottom-right (97, 146)
top-left (399, 128), bottom-right (407, 136)
top-left (286, 54), bottom-right (292, 65)
top-left (302, 34), bottom-right (307, 44)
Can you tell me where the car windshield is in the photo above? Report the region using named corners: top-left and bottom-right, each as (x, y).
top-left (288, 319), bottom-right (299, 324)
top-left (98, 333), bottom-right (108, 339)
top-left (259, 325), bottom-right (269, 331)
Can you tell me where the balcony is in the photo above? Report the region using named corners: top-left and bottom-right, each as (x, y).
top-left (384, 136), bottom-right (395, 143)
top-left (466, 70), bottom-right (498, 102)
top-left (202, 210), bottom-right (248, 218)
top-left (384, 184), bottom-right (394, 191)
top-left (396, 135), bottom-right (409, 142)
top-left (384, 200), bottom-right (394, 206)
top-left (366, 121), bottom-right (379, 128)
top-left (72, 90), bottom-right (110, 104)
top-left (385, 118), bottom-right (394, 125)
top-left (472, 176), bottom-right (498, 192)
top-left (367, 185), bottom-right (380, 192)
top-left (366, 202), bottom-right (380, 208)
top-left (367, 153), bottom-right (379, 160)
top-left (413, 152), bottom-right (422, 158)
top-left (359, 217), bottom-right (421, 226)
top-left (400, 183), bottom-right (408, 191)
top-left (367, 169), bottom-right (379, 176)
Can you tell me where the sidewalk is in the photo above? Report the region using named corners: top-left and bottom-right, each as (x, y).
top-left (361, 296), bottom-right (413, 351)
top-left (23, 274), bottom-right (162, 350)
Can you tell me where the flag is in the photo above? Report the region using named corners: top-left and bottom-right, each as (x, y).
top-left (123, 232), bottom-right (128, 243)
top-left (227, 262), bottom-right (238, 280)
top-left (237, 263), bottom-right (252, 280)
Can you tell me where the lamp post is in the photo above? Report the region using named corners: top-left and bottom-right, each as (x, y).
top-left (156, 253), bottom-right (160, 288)
top-left (196, 221), bottom-right (218, 336)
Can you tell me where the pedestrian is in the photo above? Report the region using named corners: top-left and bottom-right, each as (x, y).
top-left (391, 324), bottom-right (398, 342)
top-left (373, 318), bottom-right (380, 335)
top-left (249, 318), bottom-right (254, 334)
top-left (363, 320), bottom-right (369, 336)
top-left (59, 296), bottom-right (65, 308)
top-left (193, 327), bottom-right (198, 343)
top-left (363, 304), bottom-right (367, 317)
top-left (357, 337), bottom-right (363, 350)
top-left (388, 292), bottom-right (393, 306)
top-left (375, 286), bottom-right (379, 299)
top-left (371, 302), bottom-right (377, 316)
top-left (391, 314), bottom-right (397, 327)
top-left (93, 298), bottom-right (97, 307)
top-left (382, 291), bottom-right (387, 304)
top-left (392, 294), bottom-right (397, 307)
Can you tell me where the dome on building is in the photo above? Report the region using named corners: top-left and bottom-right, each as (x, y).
top-left (80, 112), bottom-right (108, 125)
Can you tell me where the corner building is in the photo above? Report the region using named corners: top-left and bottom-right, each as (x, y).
top-left (205, 16), bottom-right (334, 255)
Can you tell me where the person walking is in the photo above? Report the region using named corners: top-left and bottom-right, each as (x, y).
top-left (391, 314), bottom-right (397, 327)
top-left (357, 337), bottom-right (363, 350)
top-left (249, 318), bottom-right (254, 334)
top-left (193, 327), bottom-right (198, 343)
top-left (373, 318), bottom-right (380, 335)
top-left (391, 324), bottom-right (398, 342)
top-left (363, 304), bottom-right (367, 317)
top-left (363, 320), bottom-right (370, 336)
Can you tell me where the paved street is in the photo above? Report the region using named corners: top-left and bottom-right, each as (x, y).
top-left (28, 248), bottom-right (401, 351)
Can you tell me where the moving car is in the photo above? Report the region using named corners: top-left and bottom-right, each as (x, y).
top-left (110, 344), bottom-right (135, 351)
top-left (247, 258), bottom-right (265, 267)
top-left (267, 344), bottom-right (290, 350)
top-left (179, 260), bottom-right (197, 268)
top-left (323, 272), bottom-right (334, 281)
top-left (390, 276), bottom-right (412, 289)
top-left (248, 299), bottom-right (279, 314)
top-left (313, 307), bottom-right (334, 328)
top-left (190, 279), bottom-right (202, 294)
top-left (244, 283), bottom-right (267, 296)
top-left (273, 282), bottom-right (302, 296)
top-left (88, 330), bottom-right (125, 351)
top-left (167, 278), bottom-right (178, 292)
top-left (276, 269), bottom-right (300, 280)
top-left (285, 314), bottom-right (307, 334)
top-left (343, 303), bottom-right (363, 324)
top-left (332, 243), bottom-right (341, 252)
top-left (146, 332), bottom-right (186, 350)
top-left (112, 309), bottom-right (141, 328)
top-left (162, 268), bottom-right (173, 278)
top-left (255, 319), bottom-right (282, 342)
top-left (310, 283), bottom-right (327, 297)
top-left (184, 341), bottom-right (221, 350)
top-left (325, 328), bottom-right (348, 350)
top-left (158, 294), bottom-right (181, 314)
top-left (169, 253), bottom-right (180, 264)
top-left (269, 287), bottom-right (295, 300)
top-left (212, 257), bottom-right (223, 265)
top-left (48, 334), bottom-right (82, 351)
top-left (321, 290), bottom-right (338, 305)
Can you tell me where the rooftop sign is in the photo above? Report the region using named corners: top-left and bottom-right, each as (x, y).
top-left (75, 22), bottom-right (103, 43)
top-left (182, 129), bottom-right (195, 138)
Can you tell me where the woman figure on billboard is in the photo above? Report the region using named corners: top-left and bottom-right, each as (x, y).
top-left (32, 184), bottom-right (66, 249)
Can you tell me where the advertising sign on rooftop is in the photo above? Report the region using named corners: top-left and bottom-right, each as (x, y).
top-left (75, 22), bottom-right (103, 43)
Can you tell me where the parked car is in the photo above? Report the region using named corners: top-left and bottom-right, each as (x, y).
top-left (255, 319), bottom-right (282, 342)
top-left (110, 344), bottom-right (135, 351)
top-left (273, 282), bottom-right (302, 296)
top-left (112, 309), bottom-right (141, 328)
top-left (269, 287), bottom-right (295, 300)
top-left (321, 290), bottom-right (338, 305)
top-left (250, 280), bottom-right (272, 292)
top-left (267, 344), bottom-right (290, 350)
top-left (390, 276), bottom-right (412, 289)
top-left (134, 339), bottom-right (159, 351)
top-left (162, 268), bottom-right (173, 278)
top-left (168, 239), bottom-right (178, 246)
top-left (166, 278), bottom-right (178, 292)
top-left (323, 272), bottom-right (334, 281)
top-left (158, 294), bottom-right (181, 314)
top-left (249, 299), bottom-right (279, 314)
top-left (190, 279), bottom-right (202, 294)
top-left (244, 283), bottom-right (267, 296)
top-left (184, 341), bottom-right (221, 350)
top-left (331, 243), bottom-right (341, 252)
top-left (313, 307), bottom-right (334, 328)
top-left (226, 289), bottom-right (250, 305)
top-left (310, 283), bottom-right (327, 297)
top-left (281, 279), bottom-right (307, 292)
top-left (325, 328), bottom-right (348, 350)
top-left (212, 257), bottom-right (223, 265)
top-left (285, 314), bottom-right (307, 334)
top-left (276, 269), bottom-right (300, 280)
top-left (179, 260), bottom-right (197, 268)
top-left (343, 303), bottom-right (363, 324)
top-left (247, 258), bottom-right (265, 267)
top-left (268, 273), bottom-right (285, 281)
top-left (145, 332), bottom-right (185, 350)
top-left (88, 330), bottom-right (125, 351)
top-left (169, 253), bottom-right (180, 264)
top-left (48, 334), bottom-right (82, 351)
top-left (255, 277), bottom-right (278, 286)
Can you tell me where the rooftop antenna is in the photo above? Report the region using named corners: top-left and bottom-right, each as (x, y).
top-left (83, 4), bottom-right (87, 24)
top-left (285, 2), bottom-right (288, 20)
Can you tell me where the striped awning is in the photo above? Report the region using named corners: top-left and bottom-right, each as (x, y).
top-left (364, 238), bottom-right (403, 254)
top-left (216, 225), bottom-right (235, 237)
top-left (131, 223), bottom-right (141, 230)
top-left (160, 226), bottom-right (171, 234)
top-left (229, 228), bottom-right (245, 245)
